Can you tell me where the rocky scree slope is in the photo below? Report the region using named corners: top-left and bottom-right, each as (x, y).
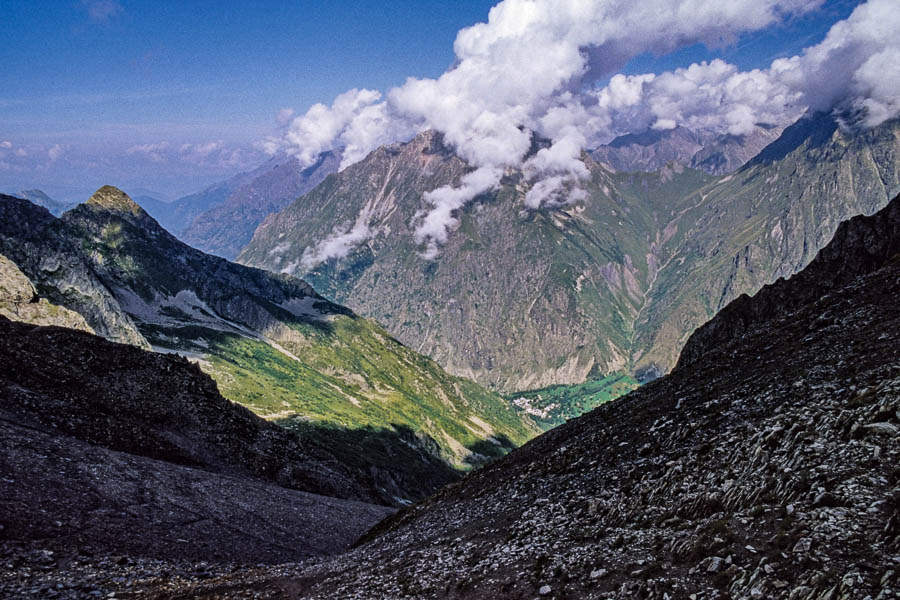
top-left (1, 187), bottom-right (537, 494)
top-left (201, 193), bottom-right (900, 599)
top-left (0, 316), bottom-right (393, 572)
top-left (240, 114), bottom-right (900, 393)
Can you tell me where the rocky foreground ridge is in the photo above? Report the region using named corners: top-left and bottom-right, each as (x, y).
top-left (0, 315), bottom-right (395, 595)
top-left (168, 193), bottom-right (900, 599)
top-left (0, 254), bottom-right (93, 333)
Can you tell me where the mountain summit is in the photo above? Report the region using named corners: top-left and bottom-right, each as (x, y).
top-left (85, 185), bottom-right (146, 216)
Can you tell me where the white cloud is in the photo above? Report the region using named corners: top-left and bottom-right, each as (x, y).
top-left (271, 0), bottom-right (900, 258)
top-left (81, 0), bottom-right (123, 23)
top-left (413, 166), bottom-right (504, 259)
top-left (588, 59), bottom-right (805, 142)
top-left (123, 140), bottom-right (256, 170)
top-left (126, 142), bottom-right (170, 163)
top-left (264, 89), bottom-right (417, 171)
top-left (0, 141), bottom-right (11, 149)
top-left (47, 144), bottom-right (63, 161)
top-left (771, 0), bottom-right (900, 127)
top-left (300, 212), bottom-right (373, 269)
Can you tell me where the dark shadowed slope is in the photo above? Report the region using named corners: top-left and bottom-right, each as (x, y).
top-left (0, 188), bottom-right (536, 504)
top-left (199, 194), bottom-right (900, 598)
top-left (0, 317), bottom-right (393, 567)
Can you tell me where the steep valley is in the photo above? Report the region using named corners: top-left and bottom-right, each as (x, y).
top-left (176, 194), bottom-right (900, 599)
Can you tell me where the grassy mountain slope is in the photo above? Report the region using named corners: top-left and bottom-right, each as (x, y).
top-left (1, 187), bottom-right (538, 490)
top-left (507, 372), bottom-right (639, 431)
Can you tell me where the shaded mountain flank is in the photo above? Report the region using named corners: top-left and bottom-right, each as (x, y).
top-left (0, 188), bottom-right (538, 498)
top-left (0, 317), bottom-right (393, 569)
top-left (181, 195), bottom-right (900, 599)
top-left (137, 153), bottom-right (339, 260)
top-left (239, 113), bottom-right (900, 394)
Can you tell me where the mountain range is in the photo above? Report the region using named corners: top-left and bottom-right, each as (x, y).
top-left (135, 153), bottom-right (339, 260)
top-left (239, 112), bottom-right (900, 393)
top-left (184, 191), bottom-right (900, 599)
top-left (0, 188), bottom-right (538, 504)
top-left (591, 123), bottom-right (784, 175)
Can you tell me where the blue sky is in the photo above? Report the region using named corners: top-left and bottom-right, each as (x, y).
top-left (0, 0), bottom-right (863, 200)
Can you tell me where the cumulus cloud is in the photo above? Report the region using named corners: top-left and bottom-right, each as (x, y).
top-left (413, 166), bottom-right (504, 259)
top-left (262, 89), bottom-right (418, 171)
top-left (589, 59), bottom-right (805, 141)
top-left (126, 141), bottom-right (170, 162)
top-left (0, 141), bottom-right (11, 149)
top-left (771, 0), bottom-right (900, 127)
top-left (272, 0), bottom-right (899, 259)
top-left (390, 0), bottom-right (821, 253)
top-left (124, 140), bottom-right (255, 169)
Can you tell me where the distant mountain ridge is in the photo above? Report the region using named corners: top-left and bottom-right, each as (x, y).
top-left (137, 153), bottom-right (339, 259)
top-left (591, 123), bottom-right (783, 175)
top-left (240, 113), bottom-right (900, 393)
top-left (7, 188), bottom-right (73, 216)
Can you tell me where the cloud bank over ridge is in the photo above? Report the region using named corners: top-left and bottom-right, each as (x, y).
top-left (267, 0), bottom-right (899, 263)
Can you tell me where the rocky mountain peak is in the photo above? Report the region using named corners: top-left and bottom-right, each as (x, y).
top-left (85, 185), bottom-right (146, 217)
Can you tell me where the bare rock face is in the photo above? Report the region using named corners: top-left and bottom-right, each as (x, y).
top-left (0, 253), bottom-right (35, 303)
top-left (0, 253), bottom-right (94, 333)
top-left (0, 194), bottom-right (148, 347)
